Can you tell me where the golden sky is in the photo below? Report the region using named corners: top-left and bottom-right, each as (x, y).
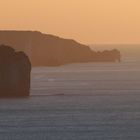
top-left (1, 0), bottom-right (140, 44)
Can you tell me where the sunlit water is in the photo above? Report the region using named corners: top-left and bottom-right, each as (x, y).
top-left (0, 58), bottom-right (140, 140)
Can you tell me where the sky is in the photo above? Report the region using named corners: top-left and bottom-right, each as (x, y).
top-left (0, 0), bottom-right (140, 44)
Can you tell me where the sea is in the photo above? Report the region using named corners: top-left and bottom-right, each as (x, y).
top-left (0, 57), bottom-right (140, 140)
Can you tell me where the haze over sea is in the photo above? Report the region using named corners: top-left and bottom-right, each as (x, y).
top-left (0, 56), bottom-right (140, 140)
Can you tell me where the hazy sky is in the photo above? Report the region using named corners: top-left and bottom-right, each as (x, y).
top-left (1, 0), bottom-right (140, 44)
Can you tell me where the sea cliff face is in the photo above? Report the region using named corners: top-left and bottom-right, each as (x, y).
top-left (0, 45), bottom-right (31, 97)
top-left (0, 31), bottom-right (121, 66)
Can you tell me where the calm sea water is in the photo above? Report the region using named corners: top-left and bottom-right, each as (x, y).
top-left (0, 58), bottom-right (140, 140)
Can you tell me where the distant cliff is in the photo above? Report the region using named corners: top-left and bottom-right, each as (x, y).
top-left (0, 45), bottom-right (31, 97)
top-left (0, 31), bottom-right (121, 66)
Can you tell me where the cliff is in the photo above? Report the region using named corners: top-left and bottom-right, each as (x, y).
top-left (0, 31), bottom-right (121, 66)
top-left (0, 45), bottom-right (31, 97)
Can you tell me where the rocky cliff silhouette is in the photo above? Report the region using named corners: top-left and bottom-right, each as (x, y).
top-left (0, 31), bottom-right (121, 66)
top-left (0, 45), bottom-right (31, 97)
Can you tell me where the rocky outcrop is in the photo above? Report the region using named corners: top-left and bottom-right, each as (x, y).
top-left (0, 45), bottom-right (31, 97)
top-left (92, 49), bottom-right (121, 62)
top-left (0, 31), bottom-right (121, 66)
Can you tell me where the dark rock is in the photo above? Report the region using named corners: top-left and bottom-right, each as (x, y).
top-left (0, 45), bottom-right (31, 97)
